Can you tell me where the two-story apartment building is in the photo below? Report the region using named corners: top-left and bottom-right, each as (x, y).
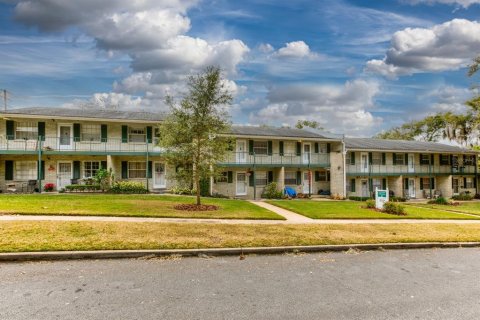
top-left (0, 107), bottom-right (478, 200)
top-left (344, 138), bottom-right (478, 199)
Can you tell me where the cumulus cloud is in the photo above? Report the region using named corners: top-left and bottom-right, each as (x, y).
top-left (250, 79), bottom-right (382, 136)
top-left (9, 0), bottom-right (249, 109)
top-left (273, 41), bottom-right (318, 59)
top-left (403, 0), bottom-right (480, 8)
top-left (366, 19), bottom-right (480, 78)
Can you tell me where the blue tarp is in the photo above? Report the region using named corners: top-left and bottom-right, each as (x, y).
top-left (284, 186), bottom-right (297, 198)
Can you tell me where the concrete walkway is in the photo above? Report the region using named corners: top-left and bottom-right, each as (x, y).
top-left (2, 214), bottom-right (480, 224)
top-left (248, 200), bottom-right (313, 222)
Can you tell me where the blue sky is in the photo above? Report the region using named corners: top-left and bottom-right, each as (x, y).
top-left (1, 0), bottom-right (480, 136)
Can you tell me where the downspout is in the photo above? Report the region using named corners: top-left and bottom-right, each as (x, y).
top-left (253, 152), bottom-right (256, 200)
top-left (146, 142), bottom-right (149, 192)
top-left (37, 136), bottom-right (43, 193)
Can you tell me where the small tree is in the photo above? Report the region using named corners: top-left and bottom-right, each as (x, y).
top-left (159, 66), bottom-right (233, 206)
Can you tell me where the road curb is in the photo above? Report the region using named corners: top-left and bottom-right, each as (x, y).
top-left (1, 242), bottom-right (480, 262)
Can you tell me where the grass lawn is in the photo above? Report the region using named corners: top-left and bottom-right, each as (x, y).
top-left (413, 202), bottom-right (480, 216)
top-left (2, 221), bottom-right (480, 252)
top-left (266, 200), bottom-right (480, 220)
top-left (0, 194), bottom-right (283, 220)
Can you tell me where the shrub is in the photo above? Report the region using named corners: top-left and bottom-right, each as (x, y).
top-left (452, 194), bottom-right (474, 201)
top-left (365, 199), bottom-right (375, 209)
top-left (330, 193), bottom-right (346, 200)
top-left (170, 186), bottom-right (195, 195)
top-left (428, 196), bottom-right (449, 205)
top-left (348, 196), bottom-right (371, 201)
top-left (210, 192), bottom-right (229, 199)
top-left (199, 178), bottom-right (210, 197)
top-left (93, 168), bottom-right (114, 191)
top-left (109, 181), bottom-right (148, 194)
top-left (474, 193), bottom-right (480, 200)
top-left (43, 183), bottom-right (55, 192)
top-left (65, 184), bottom-right (101, 192)
top-left (390, 196), bottom-right (406, 202)
top-left (262, 182), bottom-right (283, 199)
top-left (383, 202), bottom-right (406, 215)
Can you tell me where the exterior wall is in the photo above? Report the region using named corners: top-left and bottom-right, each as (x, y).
top-left (329, 144), bottom-right (345, 197)
top-left (436, 176), bottom-right (453, 198)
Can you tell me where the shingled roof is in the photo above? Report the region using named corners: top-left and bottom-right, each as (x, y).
top-left (1, 107), bottom-right (165, 122)
top-left (230, 125), bottom-right (340, 140)
top-left (345, 138), bottom-right (476, 154)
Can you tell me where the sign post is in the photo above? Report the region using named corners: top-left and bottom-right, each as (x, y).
top-left (375, 187), bottom-right (389, 210)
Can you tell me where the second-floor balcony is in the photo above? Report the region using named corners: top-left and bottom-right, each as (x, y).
top-left (219, 152), bottom-right (330, 167)
top-left (0, 136), bottom-right (162, 155)
top-left (346, 163), bottom-right (477, 176)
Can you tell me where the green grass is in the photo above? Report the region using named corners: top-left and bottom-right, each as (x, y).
top-left (414, 201), bottom-right (480, 216)
top-left (0, 194), bottom-right (284, 220)
top-left (266, 200), bottom-right (480, 220)
top-left (2, 221), bottom-right (480, 252)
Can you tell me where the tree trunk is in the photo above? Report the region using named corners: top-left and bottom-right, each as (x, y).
top-left (196, 173), bottom-right (201, 205)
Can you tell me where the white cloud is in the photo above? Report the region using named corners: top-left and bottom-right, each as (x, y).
top-left (250, 79), bottom-right (382, 136)
top-left (258, 43), bottom-right (274, 53)
top-left (273, 41), bottom-right (316, 59)
top-left (366, 19), bottom-right (480, 78)
top-left (403, 0), bottom-right (480, 8)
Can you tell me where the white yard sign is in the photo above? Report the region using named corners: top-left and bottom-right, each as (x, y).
top-left (375, 187), bottom-right (389, 210)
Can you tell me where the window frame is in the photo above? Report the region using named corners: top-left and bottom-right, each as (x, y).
top-left (255, 171), bottom-right (268, 186)
top-left (253, 141), bottom-right (268, 155)
top-left (371, 153), bottom-right (382, 165)
top-left (464, 155), bottom-right (475, 166)
top-left (372, 178), bottom-right (382, 191)
top-left (440, 154), bottom-right (450, 165)
top-left (422, 178), bottom-right (432, 190)
top-left (128, 126), bottom-right (146, 143)
top-left (394, 153), bottom-right (405, 165)
top-left (15, 122), bottom-right (38, 140)
top-left (284, 171), bottom-right (297, 185)
top-left (216, 171), bottom-right (228, 183)
top-left (465, 177), bottom-right (473, 188)
top-left (81, 124), bottom-right (102, 142)
top-left (420, 154), bottom-right (430, 165)
top-left (83, 161), bottom-right (100, 178)
top-left (15, 161), bottom-right (37, 180)
top-left (128, 161), bottom-right (147, 179)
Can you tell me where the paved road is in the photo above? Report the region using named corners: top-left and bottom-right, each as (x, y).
top-left (1, 248), bottom-right (480, 319)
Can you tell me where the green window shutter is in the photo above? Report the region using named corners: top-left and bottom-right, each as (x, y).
top-left (146, 126), bottom-right (153, 143)
top-left (73, 123), bottom-right (81, 142)
top-left (5, 160), bottom-right (13, 180)
top-left (405, 153), bottom-right (409, 165)
top-left (73, 161), bottom-right (81, 179)
top-left (382, 178), bottom-right (387, 189)
top-left (368, 152), bottom-right (373, 164)
top-left (351, 152), bottom-right (355, 165)
top-left (463, 177), bottom-right (467, 188)
top-left (475, 177), bottom-right (478, 188)
top-left (38, 160), bottom-right (45, 180)
top-left (296, 171), bottom-right (302, 185)
top-left (249, 140), bottom-right (254, 154)
top-left (6, 120), bottom-right (14, 140)
top-left (327, 143), bottom-right (331, 153)
top-left (450, 155), bottom-right (453, 166)
top-left (101, 124), bottom-right (108, 142)
top-left (267, 141), bottom-right (273, 155)
top-left (121, 161), bottom-right (128, 179)
top-left (392, 153), bottom-right (397, 165)
top-left (314, 143), bottom-right (319, 153)
top-left (279, 141), bottom-right (284, 156)
top-left (101, 161), bottom-right (107, 170)
top-left (368, 179), bottom-right (373, 192)
top-left (147, 161), bottom-right (152, 178)
top-left (122, 126), bottom-right (128, 143)
top-left (296, 142), bottom-right (301, 156)
top-left (420, 178), bottom-right (424, 190)
top-left (314, 171), bottom-right (320, 182)
top-left (227, 171), bottom-right (233, 183)
top-left (381, 153), bottom-right (386, 165)
top-left (404, 178), bottom-right (408, 189)
top-left (431, 178), bottom-right (435, 189)
top-left (431, 154), bottom-right (435, 165)
top-left (327, 171), bottom-right (330, 182)
top-left (249, 172), bottom-right (254, 187)
top-left (38, 122), bottom-right (45, 141)
top-left (268, 171), bottom-right (273, 183)
top-left (351, 179), bottom-right (356, 192)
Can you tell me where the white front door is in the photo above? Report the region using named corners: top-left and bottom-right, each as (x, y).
top-left (58, 124), bottom-right (73, 150)
top-left (153, 162), bottom-right (166, 188)
top-left (408, 154), bottom-right (415, 172)
top-left (303, 143), bottom-right (311, 164)
top-left (57, 162), bottom-right (72, 190)
top-left (408, 179), bottom-right (416, 198)
top-left (302, 171), bottom-right (311, 194)
top-left (361, 180), bottom-right (369, 197)
top-left (236, 141), bottom-right (246, 163)
top-left (361, 153), bottom-right (369, 173)
top-left (236, 172), bottom-right (247, 196)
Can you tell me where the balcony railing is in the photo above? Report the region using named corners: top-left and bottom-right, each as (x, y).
top-left (0, 136), bottom-right (162, 153)
top-left (219, 152), bottom-right (330, 166)
top-left (346, 163), bottom-right (477, 175)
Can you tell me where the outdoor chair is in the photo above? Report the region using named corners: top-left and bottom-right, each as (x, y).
top-left (6, 183), bottom-right (17, 193)
top-left (70, 179), bottom-right (79, 185)
top-left (27, 180), bottom-right (38, 193)
top-left (433, 190), bottom-right (442, 199)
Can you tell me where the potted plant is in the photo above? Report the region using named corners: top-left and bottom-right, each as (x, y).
top-left (43, 183), bottom-right (55, 192)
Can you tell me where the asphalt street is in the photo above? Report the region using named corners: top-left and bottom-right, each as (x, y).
top-left (1, 248), bottom-right (480, 320)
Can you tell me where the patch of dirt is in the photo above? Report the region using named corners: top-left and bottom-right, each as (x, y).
top-left (173, 204), bottom-right (219, 211)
